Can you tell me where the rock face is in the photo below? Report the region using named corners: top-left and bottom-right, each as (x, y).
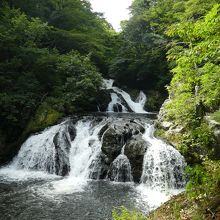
top-left (53, 122), bottom-right (75, 176)
top-left (107, 154), bottom-right (133, 182)
top-left (101, 120), bottom-right (145, 163)
top-left (99, 119), bottom-right (146, 182)
top-left (205, 116), bottom-right (220, 158)
top-left (124, 134), bottom-right (149, 182)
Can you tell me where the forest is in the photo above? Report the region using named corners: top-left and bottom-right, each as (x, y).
top-left (0, 0), bottom-right (220, 219)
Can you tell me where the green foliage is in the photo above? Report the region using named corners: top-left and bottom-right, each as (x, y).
top-left (6, 0), bottom-right (116, 73)
top-left (0, 2), bottom-right (108, 144)
top-left (112, 207), bottom-right (145, 220)
top-left (59, 51), bottom-right (102, 111)
top-left (186, 159), bottom-right (220, 205)
top-left (165, 3), bottom-right (220, 126)
top-left (210, 109), bottom-right (220, 123)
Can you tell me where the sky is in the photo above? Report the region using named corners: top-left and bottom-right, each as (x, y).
top-left (89, 0), bottom-right (133, 31)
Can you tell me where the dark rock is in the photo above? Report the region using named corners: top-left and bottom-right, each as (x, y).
top-left (53, 125), bottom-right (72, 176)
top-left (101, 127), bottom-right (123, 162)
top-left (98, 123), bottom-right (109, 139)
top-left (101, 120), bottom-right (145, 164)
top-left (96, 89), bottom-right (112, 112)
top-left (107, 154), bottom-right (133, 182)
top-left (68, 122), bottom-right (76, 141)
top-left (89, 153), bottom-right (109, 180)
top-left (113, 103), bottom-right (123, 112)
top-left (124, 134), bottom-right (150, 182)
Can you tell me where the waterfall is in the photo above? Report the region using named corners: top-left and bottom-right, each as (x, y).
top-left (103, 79), bottom-right (147, 113)
top-left (68, 118), bottom-right (107, 179)
top-left (1, 79), bottom-right (186, 188)
top-left (9, 122), bottom-right (68, 174)
top-left (107, 154), bottom-right (133, 182)
top-left (107, 93), bottom-right (128, 112)
top-left (107, 144), bottom-right (133, 182)
top-left (141, 124), bottom-right (186, 190)
top-left (0, 78), bottom-right (187, 215)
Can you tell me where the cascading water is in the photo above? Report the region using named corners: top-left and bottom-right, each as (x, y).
top-left (0, 78), bottom-right (187, 219)
top-left (103, 79), bottom-right (147, 113)
top-left (107, 93), bottom-right (128, 112)
top-left (141, 124), bottom-right (186, 190)
top-left (107, 145), bottom-right (133, 182)
top-left (68, 118), bottom-right (107, 179)
top-left (8, 121), bottom-right (70, 175)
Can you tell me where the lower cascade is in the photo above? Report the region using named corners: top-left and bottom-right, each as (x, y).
top-left (0, 79), bottom-right (187, 219)
top-left (3, 116), bottom-right (186, 187)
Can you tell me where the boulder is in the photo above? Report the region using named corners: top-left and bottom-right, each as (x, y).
top-left (101, 127), bottom-right (124, 162)
top-left (124, 134), bottom-right (150, 182)
top-left (107, 154), bottom-right (133, 182)
top-left (101, 120), bottom-right (145, 163)
top-left (53, 123), bottom-right (74, 176)
top-left (89, 153), bottom-right (110, 180)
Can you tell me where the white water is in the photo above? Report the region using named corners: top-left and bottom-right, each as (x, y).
top-left (141, 124), bottom-right (186, 190)
top-left (108, 144), bottom-right (133, 182)
top-left (69, 119), bottom-right (106, 179)
top-left (8, 123), bottom-right (65, 174)
top-left (108, 154), bottom-right (133, 182)
top-left (107, 93), bottom-right (128, 112)
top-left (103, 79), bottom-right (147, 113)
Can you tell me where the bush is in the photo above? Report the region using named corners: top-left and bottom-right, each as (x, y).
top-left (186, 159), bottom-right (220, 206)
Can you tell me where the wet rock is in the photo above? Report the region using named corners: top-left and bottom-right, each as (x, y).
top-left (113, 103), bottom-right (123, 112)
top-left (89, 153), bottom-right (109, 180)
top-left (53, 125), bottom-right (71, 176)
top-left (68, 122), bottom-right (76, 141)
top-left (101, 120), bottom-right (145, 163)
top-left (124, 134), bottom-right (150, 182)
top-left (107, 154), bottom-right (133, 182)
top-left (101, 127), bottom-right (123, 162)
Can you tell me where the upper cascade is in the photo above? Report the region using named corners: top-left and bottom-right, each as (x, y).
top-left (103, 79), bottom-right (148, 113)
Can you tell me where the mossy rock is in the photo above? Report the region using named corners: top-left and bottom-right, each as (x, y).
top-left (24, 102), bottom-right (63, 135)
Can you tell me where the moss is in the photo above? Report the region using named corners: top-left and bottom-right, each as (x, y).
top-left (24, 101), bottom-right (63, 135)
